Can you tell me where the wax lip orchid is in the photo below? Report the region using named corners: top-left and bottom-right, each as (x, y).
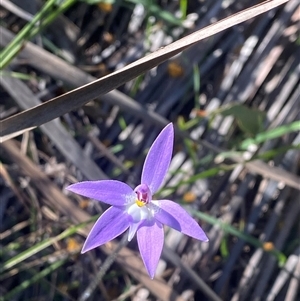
top-left (66, 123), bottom-right (208, 278)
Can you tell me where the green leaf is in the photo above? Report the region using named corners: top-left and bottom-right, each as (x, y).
top-left (219, 104), bottom-right (266, 136)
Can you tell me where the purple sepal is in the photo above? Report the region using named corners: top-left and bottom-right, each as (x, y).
top-left (81, 207), bottom-right (130, 253)
top-left (141, 123), bottom-right (174, 194)
top-left (155, 200), bottom-right (209, 241)
top-left (66, 180), bottom-right (135, 206)
top-left (137, 220), bottom-right (164, 278)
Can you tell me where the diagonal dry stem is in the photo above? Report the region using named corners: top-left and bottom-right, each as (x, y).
top-left (0, 0), bottom-right (289, 137)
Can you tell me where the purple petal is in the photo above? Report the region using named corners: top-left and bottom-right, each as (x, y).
top-left (82, 206), bottom-right (130, 253)
top-left (155, 200), bottom-right (209, 241)
top-left (137, 220), bottom-right (164, 278)
top-left (66, 180), bottom-right (135, 206)
top-left (141, 123), bottom-right (174, 194)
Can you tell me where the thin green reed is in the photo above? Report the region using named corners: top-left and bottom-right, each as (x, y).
top-left (0, 0), bottom-right (77, 69)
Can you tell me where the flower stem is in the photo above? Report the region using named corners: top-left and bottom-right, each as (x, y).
top-left (78, 234), bottom-right (128, 301)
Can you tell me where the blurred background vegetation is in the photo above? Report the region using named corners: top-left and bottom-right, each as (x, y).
top-left (0, 0), bottom-right (299, 300)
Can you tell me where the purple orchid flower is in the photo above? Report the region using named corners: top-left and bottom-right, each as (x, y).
top-left (66, 123), bottom-right (208, 278)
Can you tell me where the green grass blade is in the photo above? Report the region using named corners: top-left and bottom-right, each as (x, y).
top-left (0, 216), bottom-right (97, 273)
top-left (180, 0), bottom-right (188, 20)
top-left (240, 121), bottom-right (300, 150)
top-left (193, 64), bottom-right (200, 109)
top-left (0, 0), bottom-right (76, 69)
top-left (1, 259), bottom-right (66, 301)
top-left (254, 144), bottom-right (300, 160)
top-left (31, 0), bottom-right (76, 37)
top-left (0, 70), bottom-right (41, 81)
top-left (0, 0), bottom-right (57, 69)
top-left (191, 209), bottom-right (286, 265)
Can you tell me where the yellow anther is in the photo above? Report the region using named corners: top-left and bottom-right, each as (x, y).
top-left (136, 200), bottom-right (146, 207)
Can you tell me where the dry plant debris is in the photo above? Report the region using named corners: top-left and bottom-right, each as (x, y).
top-left (0, 0), bottom-right (299, 301)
